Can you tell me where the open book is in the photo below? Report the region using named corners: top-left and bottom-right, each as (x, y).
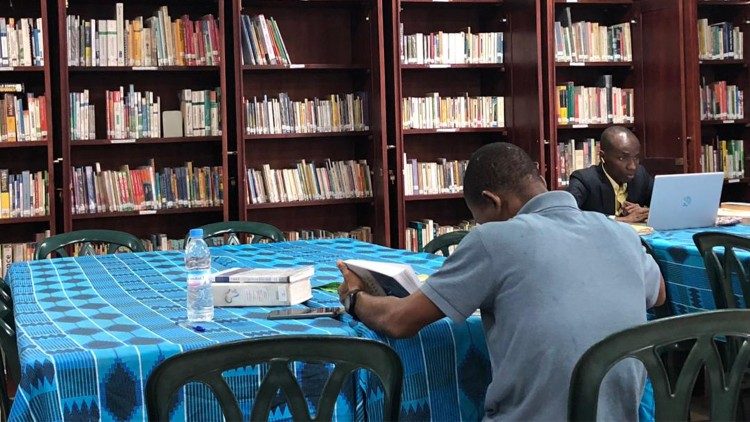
top-left (343, 259), bottom-right (423, 298)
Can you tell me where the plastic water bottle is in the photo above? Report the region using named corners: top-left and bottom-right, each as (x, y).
top-left (185, 228), bottom-right (213, 322)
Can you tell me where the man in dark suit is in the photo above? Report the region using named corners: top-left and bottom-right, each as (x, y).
top-left (566, 126), bottom-right (653, 223)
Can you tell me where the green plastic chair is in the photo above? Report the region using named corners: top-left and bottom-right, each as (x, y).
top-left (191, 221), bottom-right (285, 246)
top-left (422, 231), bottom-right (468, 256)
top-left (146, 336), bottom-right (403, 421)
top-left (34, 229), bottom-right (146, 259)
top-left (693, 232), bottom-right (750, 311)
top-left (0, 317), bottom-right (19, 415)
top-left (569, 309), bottom-right (750, 421)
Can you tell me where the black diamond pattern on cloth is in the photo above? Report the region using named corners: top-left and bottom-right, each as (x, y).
top-left (63, 401), bottom-right (100, 422)
top-left (667, 246), bottom-right (689, 264)
top-left (103, 359), bottom-right (139, 421)
top-left (458, 345), bottom-right (491, 412)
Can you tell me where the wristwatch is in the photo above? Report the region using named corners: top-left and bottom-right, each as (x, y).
top-left (343, 288), bottom-right (363, 321)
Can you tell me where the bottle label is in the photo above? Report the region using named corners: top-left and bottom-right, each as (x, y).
top-left (187, 273), bottom-right (208, 286)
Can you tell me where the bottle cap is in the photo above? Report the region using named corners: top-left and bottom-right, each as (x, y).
top-left (189, 228), bottom-right (204, 239)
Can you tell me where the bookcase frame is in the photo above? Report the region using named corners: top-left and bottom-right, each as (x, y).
top-left (686, 0), bottom-right (750, 199)
top-left (544, 0), bottom-right (694, 190)
top-left (229, 0), bottom-right (391, 245)
top-left (0, 0), bottom-right (56, 245)
top-left (55, 0), bottom-right (231, 240)
top-left (387, 0), bottom-right (545, 249)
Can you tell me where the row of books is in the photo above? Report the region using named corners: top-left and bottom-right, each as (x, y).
top-left (0, 230), bottom-right (49, 278)
top-left (246, 159), bottom-right (373, 204)
top-left (0, 18), bottom-right (44, 67)
top-left (283, 227), bottom-right (372, 243)
top-left (142, 234), bottom-right (184, 251)
top-left (403, 157), bottom-right (468, 196)
top-left (554, 19), bottom-right (632, 63)
top-left (557, 138), bottom-right (599, 185)
top-left (69, 87), bottom-right (221, 140)
top-left (700, 139), bottom-right (744, 179)
top-left (0, 170), bottom-right (48, 218)
top-left (405, 219), bottom-right (475, 253)
top-left (243, 92), bottom-right (369, 135)
top-left (402, 94), bottom-right (505, 130)
top-left (70, 161), bottom-right (223, 214)
top-left (400, 26), bottom-right (504, 65)
top-left (699, 80), bottom-right (744, 121)
top-left (697, 20), bottom-right (743, 61)
top-left (0, 92), bottom-right (47, 142)
top-left (240, 14), bottom-right (290, 66)
top-left (556, 78), bottom-right (635, 125)
top-left (67, 4), bottom-right (220, 67)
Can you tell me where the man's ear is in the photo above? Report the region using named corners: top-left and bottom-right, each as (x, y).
top-left (481, 190), bottom-right (502, 209)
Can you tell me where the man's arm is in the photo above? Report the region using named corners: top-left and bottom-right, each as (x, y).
top-left (655, 275), bottom-right (666, 307)
top-left (337, 263), bottom-right (444, 338)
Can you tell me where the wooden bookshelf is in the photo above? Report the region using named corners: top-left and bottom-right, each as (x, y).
top-left (388, 0), bottom-right (544, 249)
top-left (0, 0), bottom-right (56, 248)
top-left (230, 0), bottom-right (389, 244)
top-left (56, 0), bottom-right (230, 240)
top-left (544, 0), bottom-right (694, 189)
top-left (687, 0), bottom-right (750, 200)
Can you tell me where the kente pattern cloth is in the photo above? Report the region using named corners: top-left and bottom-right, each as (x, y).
top-left (7, 239), bottom-right (489, 421)
top-left (643, 225), bottom-right (750, 315)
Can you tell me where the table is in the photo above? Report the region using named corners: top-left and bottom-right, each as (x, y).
top-left (642, 225), bottom-right (750, 314)
top-left (7, 239), bottom-right (489, 421)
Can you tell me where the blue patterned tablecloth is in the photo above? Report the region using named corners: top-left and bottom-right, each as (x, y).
top-left (642, 225), bottom-right (750, 314)
top-left (7, 238), bottom-right (489, 421)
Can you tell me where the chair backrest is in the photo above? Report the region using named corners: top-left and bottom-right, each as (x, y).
top-left (192, 221), bottom-right (285, 246)
top-left (568, 309), bottom-right (750, 421)
top-left (146, 335), bottom-right (403, 421)
top-left (34, 229), bottom-right (146, 259)
top-left (692, 231), bottom-right (750, 310)
top-left (422, 230), bottom-right (468, 256)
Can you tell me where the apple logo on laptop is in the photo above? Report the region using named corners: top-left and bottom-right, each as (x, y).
top-left (681, 196), bottom-right (692, 208)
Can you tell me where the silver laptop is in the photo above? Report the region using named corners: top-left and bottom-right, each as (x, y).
top-left (647, 172), bottom-right (724, 230)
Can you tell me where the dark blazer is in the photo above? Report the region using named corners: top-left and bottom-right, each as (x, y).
top-left (566, 164), bottom-right (654, 216)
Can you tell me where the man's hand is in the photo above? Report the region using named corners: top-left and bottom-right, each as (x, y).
top-left (337, 260), bottom-right (365, 304)
top-left (618, 202), bottom-right (649, 223)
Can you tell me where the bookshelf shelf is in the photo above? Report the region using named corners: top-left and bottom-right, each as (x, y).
top-left (401, 63), bottom-right (505, 70)
top-left (700, 119), bottom-right (750, 126)
top-left (246, 198), bottom-right (372, 210)
top-left (0, 216), bottom-right (52, 226)
top-left (403, 127), bottom-right (507, 135)
top-left (0, 141), bottom-right (48, 149)
top-left (68, 66), bottom-right (220, 73)
top-left (71, 207), bottom-right (223, 221)
top-left (724, 177), bottom-right (750, 185)
top-left (244, 131), bottom-right (371, 141)
top-left (244, 0), bottom-right (370, 5)
top-left (557, 123), bottom-right (635, 129)
top-left (0, 66), bottom-right (45, 72)
top-left (70, 136), bottom-right (222, 146)
top-left (401, 0), bottom-right (503, 4)
top-left (405, 193), bottom-right (464, 201)
top-left (555, 61), bottom-right (633, 68)
top-left (554, 0), bottom-right (633, 4)
top-left (698, 1), bottom-right (750, 5)
top-left (242, 64), bottom-right (369, 71)
top-left (699, 59), bottom-right (746, 66)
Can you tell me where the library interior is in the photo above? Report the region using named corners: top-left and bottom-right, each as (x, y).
top-left (0, 0), bottom-right (749, 421)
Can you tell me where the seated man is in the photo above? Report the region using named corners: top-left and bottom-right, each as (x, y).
top-left (566, 126), bottom-right (654, 223)
top-left (337, 142), bottom-right (665, 420)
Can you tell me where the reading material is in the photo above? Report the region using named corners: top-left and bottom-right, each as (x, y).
top-left (211, 266), bottom-right (314, 283)
top-left (343, 259), bottom-right (422, 298)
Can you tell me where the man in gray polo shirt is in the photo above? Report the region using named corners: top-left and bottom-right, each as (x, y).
top-left (337, 142), bottom-right (665, 420)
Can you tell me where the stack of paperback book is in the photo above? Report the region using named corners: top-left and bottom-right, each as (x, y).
top-left (210, 266), bottom-right (314, 306)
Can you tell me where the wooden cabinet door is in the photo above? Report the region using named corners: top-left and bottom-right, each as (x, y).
top-left (637, 0), bottom-right (689, 174)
